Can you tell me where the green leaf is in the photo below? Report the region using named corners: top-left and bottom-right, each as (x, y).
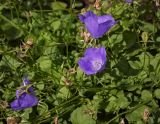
top-left (70, 105), bottom-right (96, 124)
top-left (37, 102), bottom-right (48, 115)
top-left (128, 60), bottom-right (141, 69)
top-left (57, 86), bottom-right (71, 99)
top-left (76, 67), bottom-right (84, 80)
top-left (156, 37), bottom-right (160, 42)
top-left (154, 89), bottom-right (160, 99)
top-left (1, 21), bottom-right (23, 40)
top-left (117, 96), bottom-right (129, 109)
top-left (150, 53), bottom-right (160, 74)
top-left (139, 21), bottom-right (157, 33)
top-left (126, 105), bottom-right (148, 122)
top-left (0, 55), bottom-right (21, 69)
top-left (141, 90), bottom-right (152, 101)
top-left (51, 2), bottom-right (67, 10)
top-left (37, 56), bottom-right (52, 73)
top-left (36, 81), bottom-right (44, 90)
top-left (138, 52), bottom-right (153, 70)
top-left (123, 31), bottom-right (137, 48)
top-left (21, 108), bottom-right (33, 120)
top-left (51, 20), bottom-right (61, 31)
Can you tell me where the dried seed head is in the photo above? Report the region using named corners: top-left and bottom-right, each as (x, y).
top-left (68, 68), bottom-right (76, 74)
top-left (0, 101), bottom-right (9, 109)
top-left (7, 117), bottom-right (21, 124)
top-left (22, 38), bottom-right (33, 50)
top-left (81, 31), bottom-right (91, 42)
top-left (54, 115), bottom-right (58, 124)
top-left (143, 108), bottom-right (150, 122)
top-left (64, 78), bottom-right (72, 86)
top-left (119, 118), bottom-right (125, 124)
top-left (154, 0), bottom-right (160, 7)
top-left (94, 0), bottom-right (101, 10)
top-left (83, 109), bottom-right (95, 116)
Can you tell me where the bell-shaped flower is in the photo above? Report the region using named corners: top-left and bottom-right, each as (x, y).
top-left (125, 0), bottom-right (133, 3)
top-left (79, 11), bottom-right (117, 38)
top-left (10, 77), bottom-right (38, 110)
top-left (78, 47), bottom-right (107, 75)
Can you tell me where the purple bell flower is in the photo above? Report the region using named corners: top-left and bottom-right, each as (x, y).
top-left (125, 0), bottom-right (133, 3)
top-left (78, 47), bottom-right (107, 75)
top-left (10, 77), bottom-right (38, 110)
top-left (78, 11), bottom-right (117, 38)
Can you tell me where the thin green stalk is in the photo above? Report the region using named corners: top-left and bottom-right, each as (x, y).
top-left (0, 14), bottom-right (20, 30)
top-left (106, 101), bottom-right (150, 124)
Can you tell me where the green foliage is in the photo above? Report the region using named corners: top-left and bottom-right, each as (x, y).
top-left (70, 105), bottom-right (96, 124)
top-left (0, 0), bottom-right (160, 124)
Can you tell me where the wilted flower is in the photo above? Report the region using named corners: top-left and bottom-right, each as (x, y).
top-left (78, 11), bottom-right (117, 38)
top-left (81, 31), bottom-right (91, 42)
top-left (78, 47), bottom-right (106, 75)
top-left (10, 77), bottom-right (38, 110)
top-left (143, 108), bottom-right (150, 122)
top-left (94, 0), bottom-right (101, 10)
top-left (7, 116), bottom-right (21, 124)
top-left (125, 0), bottom-right (133, 3)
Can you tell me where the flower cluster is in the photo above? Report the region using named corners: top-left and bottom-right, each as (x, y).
top-left (78, 11), bottom-right (117, 75)
top-left (10, 8), bottom-right (117, 111)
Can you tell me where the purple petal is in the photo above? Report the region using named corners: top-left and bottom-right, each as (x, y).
top-left (96, 21), bottom-right (115, 38)
top-left (85, 47), bottom-right (106, 61)
top-left (78, 11), bottom-right (94, 22)
top-left (97, 47), bottom-right (107, 63)
top-left (16, 86), bottom-right (35, 98)
top-left (78, 57), bottom-right (97, 75)
top-left (22, 77), bottom-right (30, 85)
top-left (97, 15), bottom-right (115, 24)
top-left (11, 93), bottom-right (38, 110)
top-left (125, 0), bottom-right (133, 3)
top-left (84, 16), bottom-right (99, 38)
top-left (84, 47), bottom-right (99, 56)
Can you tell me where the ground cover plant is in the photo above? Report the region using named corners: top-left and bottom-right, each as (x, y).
top-left (0, 0), bottom-right (160, 123)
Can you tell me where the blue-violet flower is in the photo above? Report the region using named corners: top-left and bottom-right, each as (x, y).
top-left (10, 77), bottom-right (38, 110)
top-left (79, 11), bottom-right (117, 38)
top-left (78, 47), bottom-right (107, 75)
top-left (125, 0), bottom-right (133, 3)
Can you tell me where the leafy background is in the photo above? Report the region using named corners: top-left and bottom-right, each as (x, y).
top-left (0, 0), bottom-right (160, 124)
